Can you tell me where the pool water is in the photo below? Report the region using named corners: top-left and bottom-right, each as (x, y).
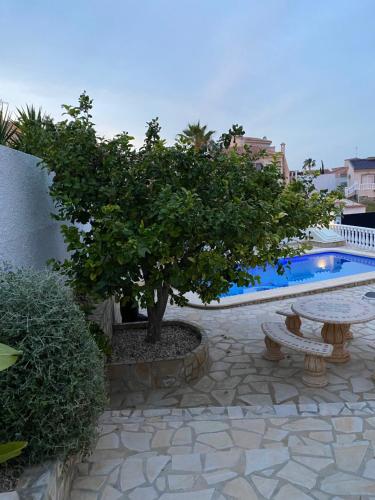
top-left (221, 251), bottom-right (375, 297)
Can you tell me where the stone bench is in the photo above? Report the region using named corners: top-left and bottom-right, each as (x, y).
top-left (262, 321), bottom-right (333, 388)
top-left (276, 308), bottom-right (303, 337)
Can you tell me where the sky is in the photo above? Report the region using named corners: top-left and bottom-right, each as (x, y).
top-left (1, 0), bottom-right (375, 170)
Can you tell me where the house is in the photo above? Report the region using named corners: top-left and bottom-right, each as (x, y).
top-left (335, 198), bottom-right (366, 216)
top-left (230, 136), bottom-right (290, 183)
top-left (345, 158), bottom-right (375, 199)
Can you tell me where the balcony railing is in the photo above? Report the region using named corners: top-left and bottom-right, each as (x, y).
top-left (330, 223), bottom-right (375, 250)
top-left (345, 183), bottom-right (375, 197)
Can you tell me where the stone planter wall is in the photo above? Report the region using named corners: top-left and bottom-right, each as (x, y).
top-left (0, 455), bottom-right (78, 500)
top-left (108, 320), bottom-right (210, 391)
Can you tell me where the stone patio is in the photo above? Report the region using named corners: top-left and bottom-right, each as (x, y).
top-left (111, 284), bottom-right (375, 410)
top-left (72, 284), bottom-right (375, 499)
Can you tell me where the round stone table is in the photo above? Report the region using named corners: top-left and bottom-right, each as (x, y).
top-left (292, 297), bottom-right (375, 363)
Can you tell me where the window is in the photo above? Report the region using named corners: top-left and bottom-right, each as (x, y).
top-left (361, 174), bottom-right (375, 183)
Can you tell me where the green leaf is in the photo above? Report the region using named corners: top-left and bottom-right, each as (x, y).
top-left (0, 441), bottom-right (28, 464)
top-left (0, 343), bottom-right (22, 371)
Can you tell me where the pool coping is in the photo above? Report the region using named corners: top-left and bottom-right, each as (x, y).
top-left (186, 247), bottom-right (375, 309)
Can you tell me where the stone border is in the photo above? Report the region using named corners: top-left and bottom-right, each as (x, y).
top-left (0, 455), bottom-right (78, 500)
top-left (108, 320), bottom-right (210, 390)
top-left (186, 247), bottom-right (375, 309)
top-left (100, 401), bottom-right (375, 422)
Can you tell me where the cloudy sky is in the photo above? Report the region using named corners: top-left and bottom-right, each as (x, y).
top-left (1, 0), bottom-right (374, 169)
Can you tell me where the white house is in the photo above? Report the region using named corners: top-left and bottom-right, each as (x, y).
top-left (345, 158), bottom-right (375, 199)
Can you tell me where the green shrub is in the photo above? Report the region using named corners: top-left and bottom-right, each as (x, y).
top-left (0, 266), bottom-right (106, 464)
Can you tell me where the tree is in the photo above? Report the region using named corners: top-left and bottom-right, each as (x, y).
top-left (220, 124), bottom-right (245, 149)
top-left (42, 94), bottom-right (337, 343)
top-left (177, 121), bottom-right (215, 150)
top-left (303, 158), bottom-right (316, 171)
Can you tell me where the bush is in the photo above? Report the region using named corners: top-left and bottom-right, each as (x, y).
top-left (0, 266), bottom-right (106, 464)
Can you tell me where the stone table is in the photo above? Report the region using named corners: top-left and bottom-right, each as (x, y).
top-left (292, 297), bottom-right (375, 363)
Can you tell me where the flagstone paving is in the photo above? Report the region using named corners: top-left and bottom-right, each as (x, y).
top-left (111, 284), bottom-right (375, 410)
top-left (72, 404), bottom-right (375, 499)
top-left (72, 284), bottom-right (375, 498)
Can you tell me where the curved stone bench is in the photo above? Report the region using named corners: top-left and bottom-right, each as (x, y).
top-left (262, 321), bottom-right (333, 388)
top-left (276, 308), bottom-right (303, 337)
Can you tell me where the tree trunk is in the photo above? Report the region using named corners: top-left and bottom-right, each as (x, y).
top-left (145, 284), bottom-right (169, 344)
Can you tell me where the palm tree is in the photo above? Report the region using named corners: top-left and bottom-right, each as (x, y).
top-left (0, 103), bottom-right (17, 146)
top-left (303, 158), bottom-right (316, 171)
top-left (177, 121), bottom-right (215, 150)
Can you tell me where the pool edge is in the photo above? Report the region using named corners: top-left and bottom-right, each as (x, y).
top-left (186, 247), bottom-right (375, 309)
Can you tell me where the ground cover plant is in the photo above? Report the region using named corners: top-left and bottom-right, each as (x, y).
top-left (38, 93), bottom-right (337, 343)
top-left (0, 266), bottom-right (106, 464)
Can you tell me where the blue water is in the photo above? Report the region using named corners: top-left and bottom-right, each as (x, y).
top-left (221, 252), bottom-right (375, 297)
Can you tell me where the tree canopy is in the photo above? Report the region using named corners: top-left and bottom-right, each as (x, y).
top-left (41, 94), bottom-right (337, 342)
top-left (177, 121), bottom-right (215, 150)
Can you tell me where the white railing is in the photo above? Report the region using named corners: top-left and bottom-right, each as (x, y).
top-left (330, 223), bottom-right (375, 250)
top-left (345, 183), bottom-right (375, 197)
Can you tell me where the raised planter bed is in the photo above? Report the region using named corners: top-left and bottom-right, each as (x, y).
top-left (0, 455), bottom-right (78, 500)
top-left (108, 320), bottom-right (210, 391)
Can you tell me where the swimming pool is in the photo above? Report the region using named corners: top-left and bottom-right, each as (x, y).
top-left (221, 251), bottom-right (375, 297)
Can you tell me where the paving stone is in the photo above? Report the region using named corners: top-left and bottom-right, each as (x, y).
top-left (231, 419), bottom-right (265, 434)
top-left (211, 389), bottom-right (235, 406)
top-left (308, 431), bottom-right (334, 443)
top-left (363, 458), bottom-right (375, 479)
top-left (172, 427), bottom-right (192, 445)
top-left (282, 417), bottom-right (331, 432)
top-left (168, 474), bottom-right (195, 490)
top-left (202, 469), bottom-right (238, 485)
top-left (156, 476), bottom-right (166, 491)
top-left (293, 456), bottom-right (334, 472)
top-left (351, 376), bottom-right (374, 393)
top-left (205, 449), bottom-right (241, 471)
top-left (239, 394), bottom-right (273, 406)
top-left (120, 459), bottom-right (146, 492)
top-left (274, 483), bottom-right (313, 499)
top-left (332, 417), bottom-right (363, 433)
top-left (128, 486), bottom-right (158, 500)
top-left (277, 459), bottom-right (317, 489)
top-left (159, 490), bottom-right (215, 500)
top-left (197, 431), bottom-right (233, 450)
top-left (172, 453), bottom-right (202, 472)
top-left (222, 477), bottom-right (258, 499)
top-left (290, 443), bottom-right (332, 457)
top-left (245, 447), bottom-right (289, 474)
top-left (121, 431), bottom-right (152, 451)
top-left (231, 429), bottom-right (262, 449)
top-left (321, 471), bottom-right (375, 495)
top-left (189, 421), bottom-right (229, 434)
top-left (146, 455), bottom-right (170, 482)
top-left (272, 383), bottom-right (299, 403)
top-left (252, 475), bottom-right (278, 499)
top-left (333, 442), bottom-right (368, 472)
top-left (263, 427), bottom-right (288, 441)
top-left (151, 429), bottom-right (174, 448)
top-left (95, 433), bottom-right (120, 450)
top-left (101, 485), bottom-right (123, 500)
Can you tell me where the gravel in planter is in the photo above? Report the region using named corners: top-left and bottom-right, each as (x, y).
top-left (0, 463), bottom-right (24, 493)
top-left (111, 325), bottom-right (200, 362)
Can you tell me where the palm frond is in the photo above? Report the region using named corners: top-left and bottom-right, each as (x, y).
top-left (0, 104), bottom-right (17, 145)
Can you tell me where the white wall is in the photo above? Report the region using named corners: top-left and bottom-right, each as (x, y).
top-left (0, 145), bottom-right (68, 269)
top-left (313, 173), bottom-right (337, 192)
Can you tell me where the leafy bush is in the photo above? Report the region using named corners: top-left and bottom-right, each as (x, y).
top-left (0, 266), bottom-right (106, 464)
